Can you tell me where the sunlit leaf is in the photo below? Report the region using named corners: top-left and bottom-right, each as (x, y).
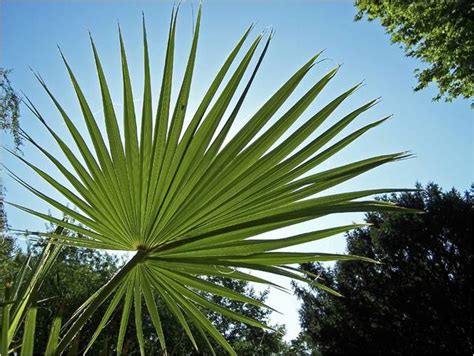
top-left (9, 4), bottom-right (415, 354)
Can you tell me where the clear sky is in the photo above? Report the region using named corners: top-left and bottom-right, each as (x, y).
top-left (2, 0), bottom-right (473, 342)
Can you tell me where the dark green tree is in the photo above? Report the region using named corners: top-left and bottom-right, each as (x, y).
top-left (287, 332), bottom-right (318, 356)
top-left (294, 183), bottom-right (473, 355)
top-left (355, 1), bottom-right (474, 105)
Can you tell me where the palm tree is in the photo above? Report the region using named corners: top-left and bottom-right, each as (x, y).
top-left (6, 5), bottom-right (413, 355)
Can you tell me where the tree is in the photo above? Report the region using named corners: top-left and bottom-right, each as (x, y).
top-left (294, 183), bottom-right (473, 354)
top-left (0, 67), bottom-right (22, 149)
top-left (354, 0), bottom-right (474, 105)
top-left (287, 333), bottom-right (318, 356)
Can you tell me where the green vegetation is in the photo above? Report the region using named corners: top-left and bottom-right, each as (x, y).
top-left (355, 0), bottom-right (474, 105)
top-left (0, 238), bottom-right (62, 356)
top-left (2, 5), bottom-right (412, 355)
top-left (2, 234), bottom-right (287, 354)
top-left (294, 183), bottom-right (473, 354)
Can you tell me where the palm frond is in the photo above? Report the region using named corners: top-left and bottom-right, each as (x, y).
top-left (9, 5), bottom-right (414, 355)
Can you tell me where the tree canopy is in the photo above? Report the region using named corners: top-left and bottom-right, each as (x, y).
top-left (355, 0), bottom-right (474, 105)
top-left (294, 183), bottom-right (473, 355)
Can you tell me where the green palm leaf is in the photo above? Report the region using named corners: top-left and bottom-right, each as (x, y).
top-left (9, 5), bottom-right (415, 355)
top-left (0, 231), bottom-right (62, 355)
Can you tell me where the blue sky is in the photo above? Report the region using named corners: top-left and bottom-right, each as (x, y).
top-left (2, 0), bottom-right (473, 342)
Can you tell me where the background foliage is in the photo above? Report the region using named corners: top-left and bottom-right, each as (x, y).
top-left (355, 0), bottom-right (474, 105)
top-left (294, 183), bottom-right (473, 355)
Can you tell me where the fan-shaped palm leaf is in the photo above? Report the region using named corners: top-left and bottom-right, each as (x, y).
top-left (7, 5), bottom-right (415, 355)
